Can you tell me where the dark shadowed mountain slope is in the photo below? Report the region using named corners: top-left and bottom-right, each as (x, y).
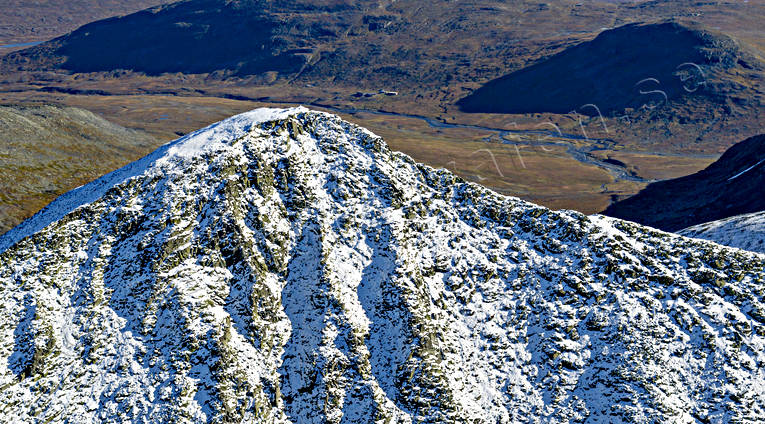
top-left (23, 0), bottom-right (358, 76)
top-left (0, 108), bottom-right (764, 422)
top-left (456, 21), bottom-right (762, 116)
top-left (1, 0), bottom-right (598, 87)
top-left (603, 134), bottom-right (765, 231)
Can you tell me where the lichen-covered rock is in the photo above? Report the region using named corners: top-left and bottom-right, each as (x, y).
top-left (0, 107), bottom-right (763, 423)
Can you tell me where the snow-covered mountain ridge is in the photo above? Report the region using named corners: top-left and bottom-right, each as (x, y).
top-left (681, 211), bottom-right (765, 254)
top-left (0, 107), bottom-right (763, 423)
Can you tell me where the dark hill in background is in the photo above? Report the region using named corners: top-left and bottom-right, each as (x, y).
top-left (3, 0), bottom-right (598, 88)
top-left (48, 0), bottom-right (355, 76)
top-left (603, 134), bottom-right (765, 231)
top-left (456, 21), bottom-right (760, 116)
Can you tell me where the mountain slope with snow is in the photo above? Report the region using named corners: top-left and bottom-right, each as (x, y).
top-left (680, 211), bottom-right (765, 254)
top-left (0, 107), bottom-right (764, 423)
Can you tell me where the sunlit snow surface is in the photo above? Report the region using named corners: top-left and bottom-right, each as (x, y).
top-left (0, 108), bottom-right (763, 423)
top-left (681, 211), bottom-right (765, 254)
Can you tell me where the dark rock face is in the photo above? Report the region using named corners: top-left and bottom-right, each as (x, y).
top-left (50, 0), bottom-right (355, 75)
top-left (603, 134), bottom-right (765, 231)
top-left (456, 22), bottom-right (750, 116)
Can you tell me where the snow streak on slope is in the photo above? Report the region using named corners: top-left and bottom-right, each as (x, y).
top-left (0, 108), bottom-right (764, 423)
top-left (680, 211), bottom-right (765, 254)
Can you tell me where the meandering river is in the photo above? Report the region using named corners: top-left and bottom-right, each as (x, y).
top-left (0, 41), bottom-right (43, 49)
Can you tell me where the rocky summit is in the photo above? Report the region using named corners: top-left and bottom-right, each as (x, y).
top-left (0, 107), bottom-right (764, 423)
